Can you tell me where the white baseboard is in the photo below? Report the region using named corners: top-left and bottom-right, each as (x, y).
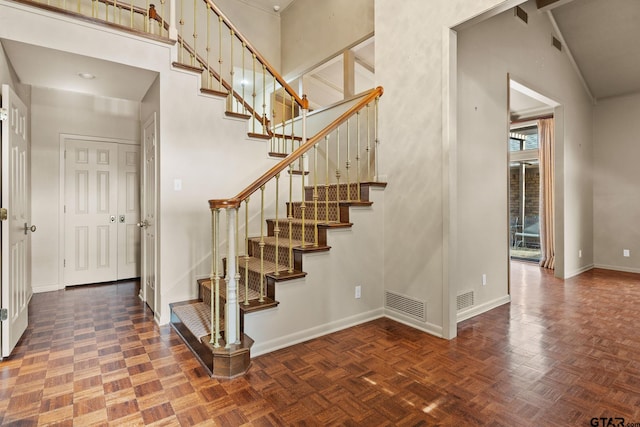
top-left (457, 294), bottom-right (511, 323)
top-left (250, 308), bottom-right (384, 357)
top-left (384, 310), bottom-right (443, 338)
top-left (564, 263), bottom-right (594, 278)
top-left (593, 264), bottom-right (640, 274)
top-left (32, 284), bottom-right (60, 293)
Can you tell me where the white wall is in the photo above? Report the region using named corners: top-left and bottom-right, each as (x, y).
top-left (280, 0), bottom-right (374, 79)
top-left (214, 0), bottom-right (282, 70)
top-left (30, 88), bottom-right (140, 292)
top-left (0, 41), bottom-right (30, 104)
top-left (247, 187), bottom-right (385, 355)
top-left (456, 0), bottom-right (594, 318)
top-left (593, 93), bottom-right (640, 273)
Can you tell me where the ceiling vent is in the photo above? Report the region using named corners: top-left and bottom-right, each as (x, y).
top-left (456, 291), bottom-right (474, 311)
top-left (514, 6), bottom-right (528, 24)
top-left (385, 291), bottom-right (426, 322)
top-left (552, 36), bottom-right (562, 51)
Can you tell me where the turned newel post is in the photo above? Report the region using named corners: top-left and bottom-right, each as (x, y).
top-left (225, 206), bottom-right (240, 346)
top-left (209, 198), bottom-right (241, 348)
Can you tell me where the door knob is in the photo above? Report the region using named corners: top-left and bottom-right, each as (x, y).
top-left (24, 223), bottom-right (36, 235)
top-left (137, 220), bottom-right (149, 229)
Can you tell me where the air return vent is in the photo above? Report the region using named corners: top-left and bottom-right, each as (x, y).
top-left (385, 291), bottom-right (426, 321)
top-left (456, 291), bottom-right (474, 311)
top-left (514, 6), bottom-right (528, 24)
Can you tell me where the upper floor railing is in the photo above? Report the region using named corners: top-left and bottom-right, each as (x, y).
top-left (16, 0), bottom-right (308, 152)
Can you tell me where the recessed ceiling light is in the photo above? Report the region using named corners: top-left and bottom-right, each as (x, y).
top-left (78, 72), bottom-right (96, 80)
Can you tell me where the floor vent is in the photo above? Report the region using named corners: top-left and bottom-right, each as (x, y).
top-left (385, 291), bottom-right (426, 321)
top-left (457, 291), bottom-right (474, 311)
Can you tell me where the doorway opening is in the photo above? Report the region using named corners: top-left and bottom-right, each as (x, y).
top-left (509, 124), bottom-right (540, 262)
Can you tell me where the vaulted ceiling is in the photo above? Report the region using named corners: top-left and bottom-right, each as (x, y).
top-left (541, 0), bottom-right (640, 100)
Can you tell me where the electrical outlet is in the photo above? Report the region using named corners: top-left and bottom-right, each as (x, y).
top-left (482, 274), bottom-right (487, 286)
top-left (578, 249), bottom-right (582, 258)
top-left (355, 285), bottom-right (361, 299)
top-left (623, 249), bottom-right (630, 257)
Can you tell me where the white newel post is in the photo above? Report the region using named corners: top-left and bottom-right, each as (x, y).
top-left (225, 208), bottom-right (239, 346)
top-left (169, 0), bottom-right (178, 40)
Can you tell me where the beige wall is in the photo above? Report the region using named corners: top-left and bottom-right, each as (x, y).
top-left (376, 0), bottom-right (596, 337)
top-left (376, 0), bottom-right (518, 338)
top-left (456, 0), bottom-right (594, 320)
top-left (593, 93), bottom-right (640, 273)
top-left (212, 0), bottom-right (282, 70)
top-left (281, 0), bottom-right (373, 79)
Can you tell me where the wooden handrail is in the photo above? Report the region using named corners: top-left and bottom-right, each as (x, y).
top-left (209, 86), bottom-right (383, 209)
top-left (203, 0), bottom-right (308, 111)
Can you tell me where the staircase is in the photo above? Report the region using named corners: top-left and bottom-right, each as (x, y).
top-left (12, 0), bottom-right (385, 378)
top-left (170, 181), bottom-right (384, 377)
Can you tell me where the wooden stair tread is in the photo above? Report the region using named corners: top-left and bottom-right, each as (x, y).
top-left (248, 235), bottom-right (331, 252)
top-left (267, 217), bottom-right (351, 227)
top-left (172, 61), bottom-right (204, 74)
top-left (248, 132), bottom-right (272, 140)
top-left (199, 278), bottom-right (280, 309)
top-left (201, 87), bottom-right (228, 98)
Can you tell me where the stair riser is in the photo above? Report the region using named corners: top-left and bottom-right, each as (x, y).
top-left (304, 184), bottom-right (368, 203)
top-left (201, 269), bottom-right (276, 305)
top-left (247, 239), bottom-right (303, 271)
top-left (267, 220), bottom-right (327, 247)
top-left (288, 202), bottom-right (342, 222)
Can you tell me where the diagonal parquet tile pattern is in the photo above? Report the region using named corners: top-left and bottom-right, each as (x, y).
top-left (1, 262), bottom-right (640, 425)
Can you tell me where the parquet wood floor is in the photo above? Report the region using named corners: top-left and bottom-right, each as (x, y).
top-left (2, 262), bottom-right (640, 426)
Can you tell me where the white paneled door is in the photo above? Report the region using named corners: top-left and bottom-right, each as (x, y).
top-left (1, 84), bottom-right (31, 358)
top-left (118, 145), bottom-right (141, 280)
top-left (141, 114), bottom-right (157, 314)
top-left (64, 140), bottom-right (140, 286)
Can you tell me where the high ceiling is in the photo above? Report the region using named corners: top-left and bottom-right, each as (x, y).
top-left (1, 0), bottom-right (637, 104)
top-left (240, 0), bottom-right (295, 13)
top-left (550, 0), bottom-right (640, 100)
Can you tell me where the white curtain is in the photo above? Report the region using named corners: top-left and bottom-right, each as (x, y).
top-left (538, 118), bottom-right (555, 269)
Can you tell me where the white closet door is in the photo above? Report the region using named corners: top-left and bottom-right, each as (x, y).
top-left (64, 140), bottom-right (118, 286)
top-left (117, 145), bottom-right (140, 280)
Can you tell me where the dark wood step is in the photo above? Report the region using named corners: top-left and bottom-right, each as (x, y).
top-left (172, 61), bottom-right (204, 74)
top-left (198, 277), bottom-right (279, 312)
top-left (169, 300), bottom-right (254, 378)
top-left (200, 87), bottom-right (228, 98)
top-left (266, 218), bottom-right (351, 247)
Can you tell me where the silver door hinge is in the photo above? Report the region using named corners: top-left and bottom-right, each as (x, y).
top-left (0, 108), bottom-right (7, 121)
top-left (0, 308), bottom-right (7, 322)
top-left (0, 208), bottom-right (7, 221)
top-left (64, 259), bottom-right (66, 267)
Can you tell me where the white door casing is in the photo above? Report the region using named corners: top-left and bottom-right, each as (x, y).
top-left (141, 114), bottom-right (157, 315)
top-left (1, 84), bottom-right (31, 358)
top-left (63, 138), bottom-right (140, 286)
